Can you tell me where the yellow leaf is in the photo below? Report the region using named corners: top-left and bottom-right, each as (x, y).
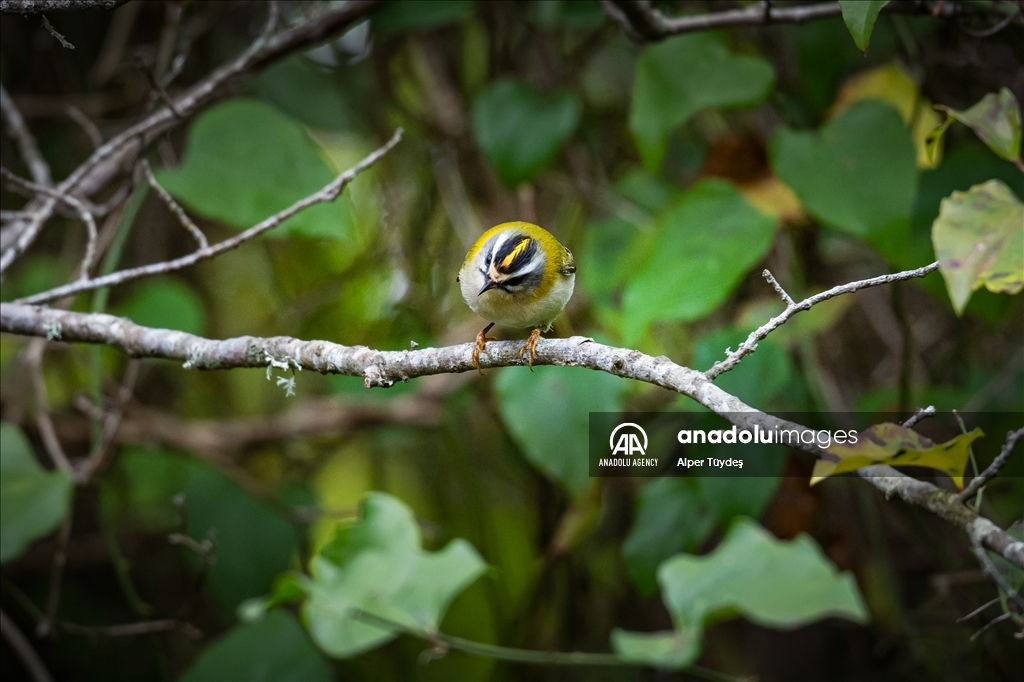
top-left (811, 423), bottom-right (984, 488)
top-left (739, 174), bottom-right (807, 225)
top-left (830, 63), bottom-right (943, 169)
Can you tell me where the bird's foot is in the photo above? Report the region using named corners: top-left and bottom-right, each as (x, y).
top-left (472, 324), bottom-right (497, 374)
top-left (519, 328), bottom-right (541, 371)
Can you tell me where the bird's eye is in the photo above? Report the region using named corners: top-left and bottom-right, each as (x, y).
top-left (503, 274), bottom-right (528, 288)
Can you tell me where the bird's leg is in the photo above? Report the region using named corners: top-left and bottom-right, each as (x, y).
top-left (472, 322), bottom-right (496, 374)
top-left (519, 328), bottom-right (541, 371)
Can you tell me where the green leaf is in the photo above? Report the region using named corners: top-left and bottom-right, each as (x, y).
top-left (495, 366), bottom-right (623, 496)
top-left (614, 519), bottom-right (867, 669)
top-left (623, 446), bottom-right (784, 596)
top-left (156, 99), bottom-right (354, 240)
top-left (811, 423), bottom-right (985, 488)
top-left (372, 0), bottom-right (474, 34)
top-left (301, 493), bottom-right (486, 658)
top-left (932, 88), bottom-right (1023, 163)
top-left (629, 33), bottom-right (775, 171)
top-left (839, 1), bottom-right (889, 53)
top-left (114, 278), bottom-right (206, 335)
top-left (771, 100), bottom-right (917, 263)
top-left (472, 79), bottom-right (581, 187)
top-left (181, 611), bottom-right (331, 682)
top-left (0, 424), bottom-right (73, 564)
top-left (622, 479), bottom-right (715, 596)
top-left (256, 55), bottom-right (367, 133)
top-left (621, 180), bottom-right (777, 344)
top-left (932, 179), bottom-right (1024, 314)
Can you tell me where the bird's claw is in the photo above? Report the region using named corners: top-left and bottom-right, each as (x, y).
top-left (519, 328), bottom-right (541, 371)
top-left (473, 328), bottom-right (497, 374)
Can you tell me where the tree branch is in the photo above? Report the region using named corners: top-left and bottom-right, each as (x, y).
top-left (2, 302), bottom-right (1022, 569)
top-left (13, 128), bottom-right (403, 305)
top-left (601, 0), bottom-right (997, 42)
top-left (706, 263), bottom-right (940, 380)
top-left (0, 0), bottom-right (384, 275)
top-left (0, 609), bottom-right (53, 682)
top-left (959, 427), bottom-right (1024, 502)
top-left (0, 0), bottom-right (126, 12)
top-left (0, 84), bottom-right (51, 187)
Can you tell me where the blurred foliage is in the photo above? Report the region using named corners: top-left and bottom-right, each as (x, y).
top-left (1, 1), bottom-right (1023, 681)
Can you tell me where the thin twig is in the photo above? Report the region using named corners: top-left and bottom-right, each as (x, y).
top-left (350, 609), bottom-right (737, 680)
top-left (706, 262), bottom-right (940, 380)
top-left (956, 596), bottom-right (1000, 623)
top-left (59, 618), bottom-right (201, 638)
top-left (40, 14), bottom-right (74, 49)
top-left (762, 268), bottom-right (794, 306)
top-left (65, 104), bottom-right (103, 148)
top-left (1, 167), bottom-right (97, 280)
top-left (969, 531), bottom-right (1024, 612)
top-left (78, 359), bottom-right (139, 482)
top-left (26, 339), bottom-right (73, 472)
top-left (37, 511), bottom-right (73, 638)
top-left (960, 427), bottom-right (1024, 501)
top-left (0, 84), bottom-right (51, 186)
top-left (0, 609), bottom-right (54, 682)
top-left (140, 160), bottom-right (207, 248)
top-left (970, 612), bottom-right (1012, 641)
top-left (15, 128), bottom-right (403, 304)
top-left (903, 405), bottom-right (937, 429)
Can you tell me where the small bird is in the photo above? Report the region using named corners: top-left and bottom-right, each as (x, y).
top-left (458, 221), bottom-right (576, 372)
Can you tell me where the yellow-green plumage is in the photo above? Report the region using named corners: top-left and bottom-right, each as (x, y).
top-left (459, 221), bottom-right (575, 331)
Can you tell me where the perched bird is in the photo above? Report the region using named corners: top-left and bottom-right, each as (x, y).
top-left (458, 221), bottom-right (576, 372)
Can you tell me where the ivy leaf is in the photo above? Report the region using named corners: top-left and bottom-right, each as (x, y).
top-left (181, 611), bottom-right (331, 682)
top-left (838, 1), bottom-right (889, 53)
top-left (771, 100), bottom-right (917, 264)
top-left (629, 32), bottom-right (774, 171)
top-left (472, 78), bottom-right (581, 187)
top-left (621, 180), bottom-right (777, 344)
top-left (495, 366), bottom-right (623, 496)
top-left (299, 493), bottom-right (486, 658)
top-left (932, 179), bottom-right (1024, 315)
top-left (613, 519), bottom-right (866, 669)
top-left (156, 98), bottom-right (355, 240)
top-left (929, 88), bottom-right (1023, 165)
top-left (0, 424), bottom-right (73, 564)
top-left (811, 422), bottom-right (985, 488)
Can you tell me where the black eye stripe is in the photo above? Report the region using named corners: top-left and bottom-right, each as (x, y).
top-left (503, 274), bottom-right (528, 287)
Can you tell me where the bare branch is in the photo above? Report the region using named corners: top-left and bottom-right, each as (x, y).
top-left (26, 339), bottom-right (72, 473)
top-left (77, 359), bottom-right (139, 482)
top-left (58, 618), bottom-right (201, 639)
top-left (601, 0), bottom-right (998, 41)
top-left (960, 427), bottom-right (1024, 501)
top-left (2, 301), bottom-right (1023, 570)
top-left (1, 84), bottom-right (51, 186)
top-left (706, 262), bottom-right (940, 380)
top-left (2, 167), bottom-right (97, 280)
top-left (37, 511), bottom-right (72, 638)
top-left (65, 104), bottom-right (103, 149)
top-left (40, 14), bottom-right (74, 49)
top-left (0, 0), bottom-right (382, 275)
top-left (15, 128), bottom-right (403, 304)
top-left (762, 269), bottom-right (795, 306)
top-left (140, 160), bottom-right (207, 248)
top-left (0, 0), bottom-right (127, 12)
top-left (903, 405), bottom-right (937, 429)
top-left (0, 609), bottom-right (54, 682)
top-left (969, 531), bottom-right (1024, 612)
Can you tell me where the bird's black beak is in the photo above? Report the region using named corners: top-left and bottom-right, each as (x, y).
top-left (478, 277), bottom-right (499, 296)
